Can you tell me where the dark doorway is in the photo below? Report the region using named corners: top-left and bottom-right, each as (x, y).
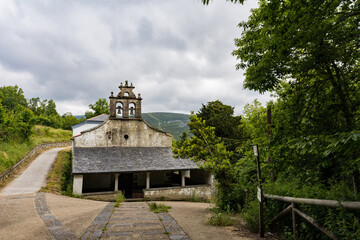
top-left (119, 173), bottom-right (133, 198)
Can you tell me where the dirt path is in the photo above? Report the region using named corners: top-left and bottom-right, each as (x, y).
top-left (161, 201), bottom-right (264, 240)
top-left (0, 147), bottom-right (66, 196)
top-left (0, 193), bottom-right (267, 239)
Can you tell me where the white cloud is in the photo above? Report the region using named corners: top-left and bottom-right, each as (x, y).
top-left (0, 0), bottom-right (270, 116)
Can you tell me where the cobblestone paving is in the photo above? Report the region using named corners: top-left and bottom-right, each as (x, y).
top-left (35, 193), bottom-right (77, 240)
top-left (81, 202), bottom-right (114, 240)
top-left (157, 212), bottom-right (190, 240)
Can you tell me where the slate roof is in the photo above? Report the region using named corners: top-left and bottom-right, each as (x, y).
top-left (87, 114), bottom-right (109, 122)
top-left (73, 147), bottom-right (198, 174)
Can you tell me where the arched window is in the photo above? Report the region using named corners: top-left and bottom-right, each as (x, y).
top-left (124, 92), bottom-right (129, 97)
top-left (129, 103), bottom-right (136, 117)
top-left (116, 102), bottom-right (124, 118)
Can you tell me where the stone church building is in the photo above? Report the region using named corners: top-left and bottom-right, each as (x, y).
top-left (71, 81), bottom-right (212, 199)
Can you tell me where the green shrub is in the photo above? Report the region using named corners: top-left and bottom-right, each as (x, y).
top-left (60, 150), bottom-right (73, 196)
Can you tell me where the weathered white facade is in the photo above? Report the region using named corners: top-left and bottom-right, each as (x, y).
top-left (74, 119), bottom-right (172, 148)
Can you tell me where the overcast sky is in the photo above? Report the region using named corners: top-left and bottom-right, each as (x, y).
top-left (0, 0), bottom-right (271, 116)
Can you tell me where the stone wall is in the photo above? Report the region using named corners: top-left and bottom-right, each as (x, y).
top-left (82, 191), bottom-right (122, 202)
top-left (0, 141), bottom-right (71, 181)
top-left (143, 185), bottom-right (214, 201)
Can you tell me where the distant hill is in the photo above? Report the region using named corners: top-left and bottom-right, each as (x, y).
top-left (142, 112), bottom-right (190, 140)
top-left (74, 115), bottom-right (86, 120)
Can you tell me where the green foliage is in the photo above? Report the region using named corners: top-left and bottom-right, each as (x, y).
top-left (148, 202), bottom-right (172, 213)
top-left (0, 125), bottom-right (71, 173)
top-left (85, 98), bottom-right (109, 119)
top-left (114, 193), bottom-right (125, 207)
top-left (41, 149), bottom-right (73, 195)
top-left (60, 150), bottom-right (73, 196)
top-left (61, 112), bottom-right (80, 130)
top-left (0, 85), bottom-right (78, 144)
top-left (208, 212), bottom-right (234, 226)
top-left (197, 100), bottom-right (245, 151)
top-left (227, 2), bottom-right (360, 236)
top-left (173, 110), bottom-right (244, 211)
top-left (0, 85), bottom-right (27, 112)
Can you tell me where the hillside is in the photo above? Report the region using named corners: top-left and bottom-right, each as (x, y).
top-left (0, 125), bottom-right (72, 173)
top-left (142, 112), bottom-right (190, 140)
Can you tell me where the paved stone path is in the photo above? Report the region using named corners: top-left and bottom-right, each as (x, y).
top-left (100, 202), bottom-right (190, 240)
top-left (0, 147), bottom-right (66, 196)
top-left (81, 203), bottom-right (114, 240)
top-left (157, 212), bottom-right (190, 240)
top-left (35, 193), bottom-right (77, 240)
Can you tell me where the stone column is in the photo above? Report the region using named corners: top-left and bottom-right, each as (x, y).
top-left (146, 172), bottom-right (150, 189)
top-left (181, 171), bottom-right (186, 187)
top-left (114, 174), bottom-right (119, 191)
top-left (73, 175), bottom-right (83, 195)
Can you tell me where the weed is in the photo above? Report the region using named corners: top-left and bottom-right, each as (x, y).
top-left (114, 193), bottom-right (125, 207)
top-left (208, 212), bottom-right (234, 226)
top-left (148, 202), bottom-right (172, 213)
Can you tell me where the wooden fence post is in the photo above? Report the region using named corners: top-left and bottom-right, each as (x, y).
top-left (292, 202), bottom-right (296, 240)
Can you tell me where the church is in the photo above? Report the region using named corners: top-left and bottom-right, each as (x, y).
top-left (71, 81), bottom-right (213, 200)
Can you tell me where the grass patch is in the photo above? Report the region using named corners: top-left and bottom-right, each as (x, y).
top-left (114, 193), bottom-right (125, 207)
top-left (148, 202), bottom-right (172, 213)
top-left (207, 207), bottom-right (243, 227)
top-left (208, 212), bottom-right (235, 226)
top-left (31, 125), bottom-right (72, 144)
top-left (41, 148), bottom-right (73, 196)
top-left (0, 125), bottom-right (71, 173)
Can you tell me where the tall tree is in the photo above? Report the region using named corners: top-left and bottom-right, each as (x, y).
top-left (232, 0), bottom-right (360, 131)
top-left (0, 85), bottom-right (27, 112)
top-left (197, 100), bottom-right (244, 151)
top-left (85, 98), bottom-right (110, 119)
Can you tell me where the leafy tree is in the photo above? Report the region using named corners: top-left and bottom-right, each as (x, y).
top-left (28, 97), bottom-right (40, 115)
top-left (173, 113), bottom-right (242, 210)
top-left (61, 112), bottom-right (80, 130)
top-left (0, 85), bottom-right (27, 112)
top-left (197, 100), bottom-right (243, 143)
top-left (233, 0), bottom-right (360, 131)
top-left (197, 0), bottom-right (360, 237)
top-left (85, 98), bottom-right (109, 119)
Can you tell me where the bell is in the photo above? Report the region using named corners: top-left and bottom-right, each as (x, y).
top-left (130, 107), bottom-right (134, 115)
top-left (117, 106), bottom-right (122, 114)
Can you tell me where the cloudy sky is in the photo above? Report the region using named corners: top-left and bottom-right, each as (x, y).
top-left (0, 0), bottom-right (271, 116)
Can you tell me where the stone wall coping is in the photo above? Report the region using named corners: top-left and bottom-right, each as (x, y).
top-left (143, 184), bottom-right (212, 192)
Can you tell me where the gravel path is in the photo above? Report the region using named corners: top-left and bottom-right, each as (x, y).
top-left (0, 147), bottom-right (66, 196)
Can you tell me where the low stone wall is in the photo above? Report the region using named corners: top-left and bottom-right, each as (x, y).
top-left (82, 191), bottom-right (121, 202)
top-left (0, 141), bottom-right (71, 182)
top-left (143, 184), bottom-right (214, 201)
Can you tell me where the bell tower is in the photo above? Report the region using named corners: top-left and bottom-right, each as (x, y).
top-left (109, 81), bottom-right (142, 119)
